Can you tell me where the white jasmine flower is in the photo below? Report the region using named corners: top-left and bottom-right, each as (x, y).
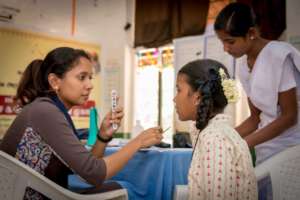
top-left (219, 68), bottom-right (239, 103)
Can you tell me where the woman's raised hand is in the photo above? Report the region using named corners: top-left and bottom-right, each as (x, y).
top-left (134, 127), bottom-right (163, 148)
top-left (100, 106), bottom-right (124, 139)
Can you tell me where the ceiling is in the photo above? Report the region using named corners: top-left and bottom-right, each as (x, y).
top-left (0, 0), bottom-right (127, 44)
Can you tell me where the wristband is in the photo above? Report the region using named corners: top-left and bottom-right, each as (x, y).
top-left (97, 134), bottom-right (113, 143)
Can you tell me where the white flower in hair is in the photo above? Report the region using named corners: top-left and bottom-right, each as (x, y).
top-left (219, 68), bottom-right (239, 103)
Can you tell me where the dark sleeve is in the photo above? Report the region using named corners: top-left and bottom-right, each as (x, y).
top-left (0, 110), bottom-right (28, 156)
top-left (30, 99), bottom-right (106, 186)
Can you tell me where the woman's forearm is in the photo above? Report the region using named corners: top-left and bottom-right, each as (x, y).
top-left (245, 113), bottom-right (297, 147)
top-left (103, 139), bottom-right (141, 179)
top-left (235, 115), bottom-right (260, 137)
top-left (102, 126), bottom-right (163, 179)
top-left (246, 87), bottom-right (298, 148)
top-left (91, 139), bottom-right (107, 158)
top-left (236, 98), bottom-right (261, 138)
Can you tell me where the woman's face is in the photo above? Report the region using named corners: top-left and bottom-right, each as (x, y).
top-left (173, 74), bottom-right (199, 121)
top-left (55, 57), bottom-right (94, 109)
top-left (216, 30), bottom-right (252, 58)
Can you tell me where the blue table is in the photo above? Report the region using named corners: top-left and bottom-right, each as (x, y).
top-left (69, 147), bottom-right (192, 200)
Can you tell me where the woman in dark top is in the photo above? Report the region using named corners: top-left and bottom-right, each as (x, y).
top-left (0, 47), bottom-right (163, 199)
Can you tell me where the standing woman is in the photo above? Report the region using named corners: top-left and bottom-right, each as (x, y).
top-left (0, 47), bottom-right (163, 199)
top-left (214, 2), bottom-right (300, 165)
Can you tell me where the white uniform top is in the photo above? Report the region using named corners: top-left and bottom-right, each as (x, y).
top-left (239, 41), bottom-right (300, 164)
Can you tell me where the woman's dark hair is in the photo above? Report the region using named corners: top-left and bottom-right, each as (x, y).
top-left (178, 59), bottom-right (229, 130)
top-left (214, 2), bottom-right (257, 37)
top-left (15, 59), bottom-right (43, 106)
top-left (16, 47), bottom-right (90, 106)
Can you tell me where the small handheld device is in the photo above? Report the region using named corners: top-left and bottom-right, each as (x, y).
top-left (162, 127), bottom-right (170, 133)
top-left (111, 89), bottom-right (118, 130)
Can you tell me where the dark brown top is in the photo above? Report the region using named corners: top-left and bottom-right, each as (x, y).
top-left (0, 97), bottom-right (107, 189)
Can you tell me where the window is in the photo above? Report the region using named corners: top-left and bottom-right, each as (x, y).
top-left (134, 47), bottom-right (174, 144)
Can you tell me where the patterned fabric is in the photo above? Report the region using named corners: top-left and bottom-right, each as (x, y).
top-left (188, 114), bottom-right (258, 200)
top-left (0, 97), bottom-right (109, 199)
top-left (16, 127), bottom-right (52, 174)
top-left (16, 127), bottom-right (52, 200)
top-left (23, 187), bottom-right (49, 200)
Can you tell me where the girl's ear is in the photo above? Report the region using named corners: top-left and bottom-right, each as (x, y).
top-left (247, 27), bottom-right (259, 40)
top-left (48, 73), bottom-right (61, 92)
top-left (193, 92), bottom-right (201, 105)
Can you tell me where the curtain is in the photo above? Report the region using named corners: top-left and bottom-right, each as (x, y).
top-left (134, 0), bottom-right (209, 48)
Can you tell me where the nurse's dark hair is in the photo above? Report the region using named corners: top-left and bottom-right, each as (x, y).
top-left (16, 47), bottom-right (91, 106)
top-left (178, 59), bottom-right (229, 130)
top-left (214, 2), bottom-right (257, 37)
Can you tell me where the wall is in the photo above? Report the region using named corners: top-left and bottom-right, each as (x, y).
top-left (0, 0), bottom-right (131, 132)
top-left (0, 28), bottom-right (101, 136)
top-left (286, 0), bottom-right (300, 48)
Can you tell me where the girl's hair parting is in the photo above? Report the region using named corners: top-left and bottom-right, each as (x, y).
top-left (214, 2), bottom-right (257, 37)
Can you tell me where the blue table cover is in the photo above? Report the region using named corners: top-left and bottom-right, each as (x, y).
top-left (69, 147), bottom-right (192, 200)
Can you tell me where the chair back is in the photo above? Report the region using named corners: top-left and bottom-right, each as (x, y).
top-left (0, 150), bottom-right (128, 200)
top-left (255, 145), bottom-right (300, 200)
top-left (173, 185), bottom-right (188, 200)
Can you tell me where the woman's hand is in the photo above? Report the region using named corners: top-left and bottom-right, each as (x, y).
top-left (99, 106), bottom-right (124, 139)
top-left (133, 127), bottom-right (163, 148)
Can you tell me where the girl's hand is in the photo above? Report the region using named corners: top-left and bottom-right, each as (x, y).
top-left (99, 106), bottom-right (124, 139)
top-left (134, 127), bottom-right (163, 148)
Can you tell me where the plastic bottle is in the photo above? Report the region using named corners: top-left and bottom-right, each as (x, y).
top-left (87, 107), bottom-right (98, 146)
top-left (131, 120), bottom-right (144, 139)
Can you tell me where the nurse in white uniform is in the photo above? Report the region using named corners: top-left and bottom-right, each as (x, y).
top-left (214, 2), bottom-right (300, 165)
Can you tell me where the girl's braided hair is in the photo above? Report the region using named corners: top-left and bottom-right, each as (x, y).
top-left (179, 59), bottom-right (229, 130)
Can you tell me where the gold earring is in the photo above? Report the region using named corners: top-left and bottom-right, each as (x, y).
top-left (54, 87), bottom-right (59, 92)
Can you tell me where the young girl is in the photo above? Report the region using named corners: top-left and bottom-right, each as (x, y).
top-left (0, 47), bottom-right (163, 199)
top-left (174, 59), bottom-right (257, 200)
top-left (214, 2), bottom-right (300, 165)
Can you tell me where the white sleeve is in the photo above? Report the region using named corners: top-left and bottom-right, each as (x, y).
top-left (279, 56), bottom-right (297, 92)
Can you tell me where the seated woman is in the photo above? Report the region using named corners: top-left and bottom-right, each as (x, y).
top-left (173, 59), bottom-right (257, 200)
top-left (0, 47), bottom-right (163, 199)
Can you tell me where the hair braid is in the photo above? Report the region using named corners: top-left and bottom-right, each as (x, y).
top-left (196, 83), bottom-right (213, 129)
top-left (178, 59), bottom-right (229, 131)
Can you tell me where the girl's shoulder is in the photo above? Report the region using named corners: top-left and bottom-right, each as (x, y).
top-left (202, 115), bottom-right (244, 143)
top-left (202, 117), bottom-right (234, 139)
top-left (267, 40), bottom-right (293, 48)
top-left (264, 41), bottom-right (295, 59)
